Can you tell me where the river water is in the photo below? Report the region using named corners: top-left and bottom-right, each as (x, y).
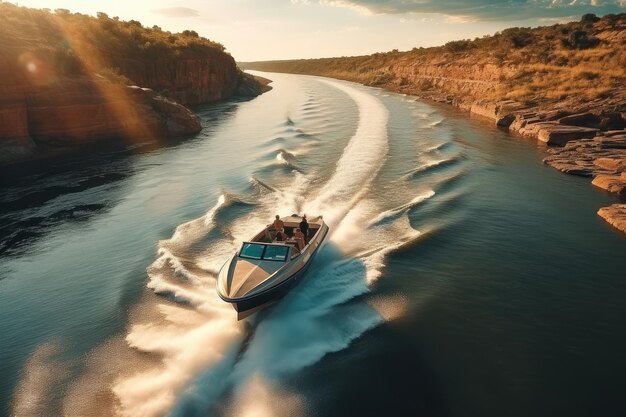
top-left (1, 72), bottom-right (625, 417)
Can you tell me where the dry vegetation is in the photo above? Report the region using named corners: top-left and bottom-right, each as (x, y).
top-left (0, 2), bottom-right (229, 83)
top-left (244, 13), bottom-right (626, 107)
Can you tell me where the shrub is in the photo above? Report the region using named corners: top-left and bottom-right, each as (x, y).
top-left (369, 72), bottom-right (393, 86)
top-left (503, 27), bottom-right (535, 48)
top-left (581, 13), bottom-right (599, 24)
top-left (561, 30), bottom-right (600, 49)
top-left (444, 39), bottom-right (473, 53)
top-left (182, 30), bottom-right (199, 38)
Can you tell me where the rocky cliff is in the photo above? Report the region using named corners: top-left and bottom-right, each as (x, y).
top-left (107, 51), bottom-right (240, 106)
top-left (0, 3), bottom-right (266, 164)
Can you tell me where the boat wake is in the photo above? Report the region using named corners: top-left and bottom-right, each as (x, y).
top-left (125, 78), bottom-right (426, 417)
top-left (14, 77), bottom-right (436, 417)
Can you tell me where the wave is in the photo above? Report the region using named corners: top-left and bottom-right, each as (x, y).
top-left (249, 176), bottom-right (278, 193)
top-left (293, 129), bottom-right (317, 140)
top-left (422, 141), bottom-right (452, 153)
top-left (256, 162), bottom-right (304, 176)
top-left (333, 198), bottom-right (426, 283)
top-left (367, 190), bottom-right (435, 228)
top-left (275, 149), bottom-right (296, 162)
top-left (254, 149), bottom-right (303, 174)
top-left (427, 118), bottom-right (445, 128)
top-left (403, 157), bottom-right (459, 179)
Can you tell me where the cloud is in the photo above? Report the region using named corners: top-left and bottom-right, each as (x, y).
top-left (314, 0), bottom-right (625, 21)
top-left (151, 7), bottom-right (200, 18)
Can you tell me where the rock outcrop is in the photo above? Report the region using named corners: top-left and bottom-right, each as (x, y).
top-left (592, 174), bottom-right (626, 195)
top-left (235, 72), bottom-right (273, 97)
top-left (598, 204), bottom-right (626, 234)
top-left (543, 132), bottom-right (626, 177)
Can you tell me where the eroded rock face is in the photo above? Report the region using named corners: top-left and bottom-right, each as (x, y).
top-left (469, 100), bottom-right (527, 127)
top-left (592, 175), bottom-right (626, 195)
top-left (598, 204), bottom-right (626, 234)
top-left (0, 76), bottom-right (202, 163)
top-left (543, 133), bottom-right (626, 178)
top-left (0, 102), bottom-right (37, 163)
top-left (537, 124), bottom-right (600, 145)
top-left (114, 53), bottom-right (241, 106)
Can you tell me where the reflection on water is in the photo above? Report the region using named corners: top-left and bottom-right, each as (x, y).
top-left (0, 100), bottom-right (243, 261)
top-left (1, 72), bottom-right (626, 417)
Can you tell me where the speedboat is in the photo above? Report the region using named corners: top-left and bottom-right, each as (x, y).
top-left (217, 215), bottom-right (329, 320)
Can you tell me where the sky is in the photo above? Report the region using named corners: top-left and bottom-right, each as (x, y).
top-left (10, 0), bottom-right (626, 61)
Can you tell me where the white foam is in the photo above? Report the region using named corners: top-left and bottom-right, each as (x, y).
top-left (367, 190), bottom-right (435, 227)
top-left (113, 292), bottom-right (241, 417)
top-left (304, 79), bottom-right (389, 228)
top-left (165, 194), bottom-right (226, 248)
top-left (428, 118), bottom-right (444, 127)
top-left (10, 343), bottom-right (68, 417)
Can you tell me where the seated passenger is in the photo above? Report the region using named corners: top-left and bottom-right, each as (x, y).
top-left (293, 228), bottom-right (305, 251)
top-left (274, 230), bottom-right (287, 242)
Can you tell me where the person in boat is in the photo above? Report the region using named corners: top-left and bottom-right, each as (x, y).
top-left (271, 214), bottom-right (285, 240)
top-left (293, 228), bottom-right (305, 250)
top-left (273, 215), bottom-right (284, 232)
top-left (299, 215), bottom-right (309, 244)
top-left (274, 230), bottom-right (287, 242)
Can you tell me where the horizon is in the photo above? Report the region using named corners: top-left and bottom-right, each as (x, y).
top-left (7, 0), bottom-right (625, 61)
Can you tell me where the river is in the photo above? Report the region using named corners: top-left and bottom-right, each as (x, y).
top-left (1, 72), bottom-right (625, 417)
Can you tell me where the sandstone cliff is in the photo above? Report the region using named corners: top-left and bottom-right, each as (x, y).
top-left (0, 3), bottom-right (265, 164)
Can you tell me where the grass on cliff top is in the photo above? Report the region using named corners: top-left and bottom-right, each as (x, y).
top-left (0, 3), bottom-right (230, 82)
top-left (244, 13), bottom-right (626, 106)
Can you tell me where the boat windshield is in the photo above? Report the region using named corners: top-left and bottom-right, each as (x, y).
top-left (263, 245), bottom-right (289, 261)
top-left (240, 243), bottom-right (265, 259)
top-left (239, 243), bottom-right (289, 262)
